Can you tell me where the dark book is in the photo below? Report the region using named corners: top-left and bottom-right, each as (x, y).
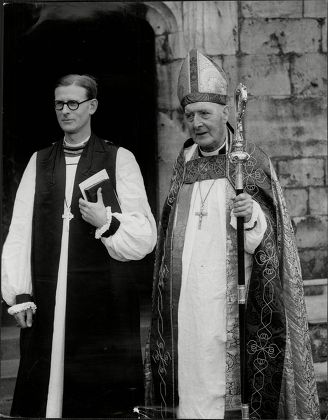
top-left (84, 178), bottom-right (121, 213)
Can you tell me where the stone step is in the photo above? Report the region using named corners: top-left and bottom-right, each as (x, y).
top-left (317, 380), bottom-right (328, 419)
top-left (314, 361), bottom-right (327, 383)
top-left (309, 321), bottom-right (327, 364)
top-left (1, 359), bottom-right (19, 380)
top-left (0, 376), bottom-right (16, 399)
top-left (1, 327), bottom-right (20, 361)
top-left (0, 376), bottom-right (16, 417)
top-left (304, 279), bottom-right (327, 324)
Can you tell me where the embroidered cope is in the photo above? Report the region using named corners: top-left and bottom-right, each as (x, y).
top-left (146, 139), bottom-right (320, 420)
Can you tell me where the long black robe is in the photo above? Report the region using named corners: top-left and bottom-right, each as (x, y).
top-left (11, 134), bottom-right (144, 418)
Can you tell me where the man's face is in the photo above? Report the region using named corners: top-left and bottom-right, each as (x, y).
top-left (184, 102), bottom-right (229, 152)
top-left (54, 84), bottom-right (97, 135)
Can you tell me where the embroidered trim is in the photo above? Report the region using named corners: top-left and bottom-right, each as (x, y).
top-left (181, 92), bottom-right (227, 107)
top-left (189, 51), bottom-right (198, 93)
top-left (167, 150), bottom-right (185, 207)
top-left (184, 155), bottom-right (226, 183)
top-left (225, 181), bottom-right (242, 410)
top-left (95, 206), bottom-right (112, 239)
top-left (248, 217), bottom-right (282, 418)
top-left (8, 302), bottom-right (37, 315)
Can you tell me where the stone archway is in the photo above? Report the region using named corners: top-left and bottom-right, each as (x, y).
top-left (144, 1), bottom-right (179, 35)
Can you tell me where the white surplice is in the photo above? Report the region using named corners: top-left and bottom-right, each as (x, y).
top-left (2, 145), bottom-right (157, 418)
top-left (177, 144), bottom-right (267, 419)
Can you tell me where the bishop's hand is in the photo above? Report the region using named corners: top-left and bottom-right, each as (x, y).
top-left (232, 192), bottom-right (253, 223)
top-left (14, 309), bottom-right (33, 328)
top-left (79, 188), bottom-right (107, 228)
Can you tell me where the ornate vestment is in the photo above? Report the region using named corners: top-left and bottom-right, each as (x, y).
top-left (145, 138), bottom-right (320, 419)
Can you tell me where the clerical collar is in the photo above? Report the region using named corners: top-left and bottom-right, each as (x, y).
top-left (63, 136), bottom-right (90, 157)
top-left (63, 135), bottom-right (90, 147)
top-left (198, 140), bottom-right (226, 157)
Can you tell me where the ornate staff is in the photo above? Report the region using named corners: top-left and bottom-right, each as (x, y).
top-left (229, 83), bottom-right (250, 420)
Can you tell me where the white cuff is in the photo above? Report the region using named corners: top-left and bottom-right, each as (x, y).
top-left (95, 206), bottom-right (112, 239)
top-left (230, 200), bottom-right (260, 230)
top-left (8, 301), bottom-right (37, 315)
top-left (244, 201), bottom-right (260, 229)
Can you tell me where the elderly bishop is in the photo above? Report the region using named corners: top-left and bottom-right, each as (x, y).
top-left (145, 50), bottom-right (320, 420)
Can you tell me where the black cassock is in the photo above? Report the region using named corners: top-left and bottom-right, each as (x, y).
top-left (11, 135), bottom-right (144, 418)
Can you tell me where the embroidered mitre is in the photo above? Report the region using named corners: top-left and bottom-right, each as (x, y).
top-left (177, 49), bottom-right (228, 108)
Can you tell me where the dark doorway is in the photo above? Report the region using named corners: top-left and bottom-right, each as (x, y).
top-left (2, 2), bottom-right (157, 321)
top-left (3, 2), bottom-right (157, 225)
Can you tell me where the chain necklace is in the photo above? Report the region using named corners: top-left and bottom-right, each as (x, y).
top-left (195, 180), bottom-right (216, 229)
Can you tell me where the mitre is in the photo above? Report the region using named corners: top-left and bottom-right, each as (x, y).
top-left (177, 49), bottom-right (228, 108)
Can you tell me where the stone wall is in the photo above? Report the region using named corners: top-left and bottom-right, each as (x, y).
top-left (149, 0), bottom-right (327, 279)
top-left (148, 1), bottom-right (327, 414)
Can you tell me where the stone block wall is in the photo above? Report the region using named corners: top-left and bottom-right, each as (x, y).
top-left (152, 1), bottom-right (327, 281)
top-left (150, 1), bottom-right (327, 414)
top-left (236, 0), bottom-right (327, 283)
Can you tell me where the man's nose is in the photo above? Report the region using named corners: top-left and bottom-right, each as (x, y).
top-left (193, 114), bottom-right (203, 129)
top-left (62, 104), bottom-right (71, 113)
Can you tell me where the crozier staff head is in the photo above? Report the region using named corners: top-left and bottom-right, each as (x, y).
top-left (235, 83), bottom-right (247, 124)
top-left (229, 83), bottom-right (249, 164)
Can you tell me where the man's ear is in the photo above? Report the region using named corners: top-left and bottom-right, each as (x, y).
top-left (89, 99), bottom-right (98, 115)
top-left (222, 105), bottom-right (230, 123)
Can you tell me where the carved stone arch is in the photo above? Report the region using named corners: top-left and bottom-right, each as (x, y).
top-left (143, 1), bottom-right (179, 35)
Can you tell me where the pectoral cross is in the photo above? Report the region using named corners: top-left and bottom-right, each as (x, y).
top-left (195, 205), bottom-right (208, 229)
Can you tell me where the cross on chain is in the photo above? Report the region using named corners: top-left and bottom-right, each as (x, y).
top-left (62, 207), bottom-right (74, 222)
top-left (195, 204), bottom-right (208, 229)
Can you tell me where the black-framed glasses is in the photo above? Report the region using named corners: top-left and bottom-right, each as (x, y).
top-left (54, 98), bottom-right (93, 111)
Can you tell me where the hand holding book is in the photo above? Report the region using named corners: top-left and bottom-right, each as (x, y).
top-left (79, 169), bottom-right (121, 213)
top-left (78, 169), bottom-right (122, 234)
top-left (78, 187), bottom-right (107, 228)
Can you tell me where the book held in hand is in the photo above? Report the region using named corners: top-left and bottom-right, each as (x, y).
top-left (79, 169), bottom-right (121, 213)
